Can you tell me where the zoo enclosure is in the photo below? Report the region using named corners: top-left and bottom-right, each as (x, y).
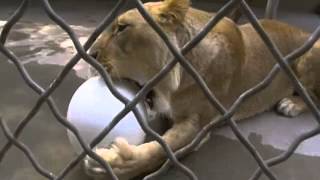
top-left (0, 0), bottom-right (320, 180)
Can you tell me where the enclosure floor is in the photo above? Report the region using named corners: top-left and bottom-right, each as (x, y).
top-left (0, 1), bottom-right (320, 180)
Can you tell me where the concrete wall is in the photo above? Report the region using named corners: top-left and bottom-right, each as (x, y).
top-left (25, 0), bottom-right (318, 13)
top-left (209, 0), bottom-right (319, 11)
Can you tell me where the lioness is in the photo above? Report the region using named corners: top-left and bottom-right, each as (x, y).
top-left (85, 0), bottom-right (320, 179)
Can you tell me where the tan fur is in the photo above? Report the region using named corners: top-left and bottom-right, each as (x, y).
top-left (86, 0), bottom-right (320, 179)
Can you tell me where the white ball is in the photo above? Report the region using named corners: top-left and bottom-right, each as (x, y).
top-left (67, 76), bottom-right (148, 154)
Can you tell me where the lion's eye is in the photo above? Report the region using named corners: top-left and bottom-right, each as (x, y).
top-left (117, 24), bottom-right (129, 33)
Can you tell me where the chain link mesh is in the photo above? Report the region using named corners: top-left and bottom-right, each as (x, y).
top-left (0, 0), bottom-right (319, 180)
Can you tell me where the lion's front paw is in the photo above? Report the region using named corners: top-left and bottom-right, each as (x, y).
top-left (277, 97), bottom-right (306, 117)
top-left (84, 138), bottom-right (148, 180)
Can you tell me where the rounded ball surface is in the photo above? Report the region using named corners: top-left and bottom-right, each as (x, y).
top-left (67, 77), bottom-right (147, 154)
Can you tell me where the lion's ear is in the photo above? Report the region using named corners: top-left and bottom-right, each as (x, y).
top-left (160, 0), bottom-right (190, 23)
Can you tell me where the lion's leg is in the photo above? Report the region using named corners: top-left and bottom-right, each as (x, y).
top-left (277, 48), bottom-right (320, 117)
top-left (84, 114), bottom-right (201, 179)
top-left (157, 114), bottom-right (201, 152)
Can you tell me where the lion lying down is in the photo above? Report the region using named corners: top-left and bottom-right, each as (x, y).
top-left (84, 0), bottom-right (320, 179)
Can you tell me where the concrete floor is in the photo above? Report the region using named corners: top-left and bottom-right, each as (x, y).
top-left (0, 1), bottom-right (320, 180)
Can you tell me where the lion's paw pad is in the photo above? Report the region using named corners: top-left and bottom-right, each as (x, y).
top-left (83, 151), bottom-right (109, 177)
top-left (83, 138), bottom-right (139, 179)
top-left (277, 98), bottom-right (304, 117)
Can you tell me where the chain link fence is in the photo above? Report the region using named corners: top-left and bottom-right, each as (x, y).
top-left (0, 0), bottom-right (320, 180)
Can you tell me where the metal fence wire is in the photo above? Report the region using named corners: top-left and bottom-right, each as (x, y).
top-left (0, 0), bottom-right (320, 180)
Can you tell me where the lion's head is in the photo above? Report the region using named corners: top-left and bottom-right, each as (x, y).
top-left (89, 0), bottom-right (191, 94)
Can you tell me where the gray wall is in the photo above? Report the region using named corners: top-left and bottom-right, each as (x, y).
top-left (197, 0), bottom-right (318, 12)
top-left (6, 0), bottom-right (319, 14)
